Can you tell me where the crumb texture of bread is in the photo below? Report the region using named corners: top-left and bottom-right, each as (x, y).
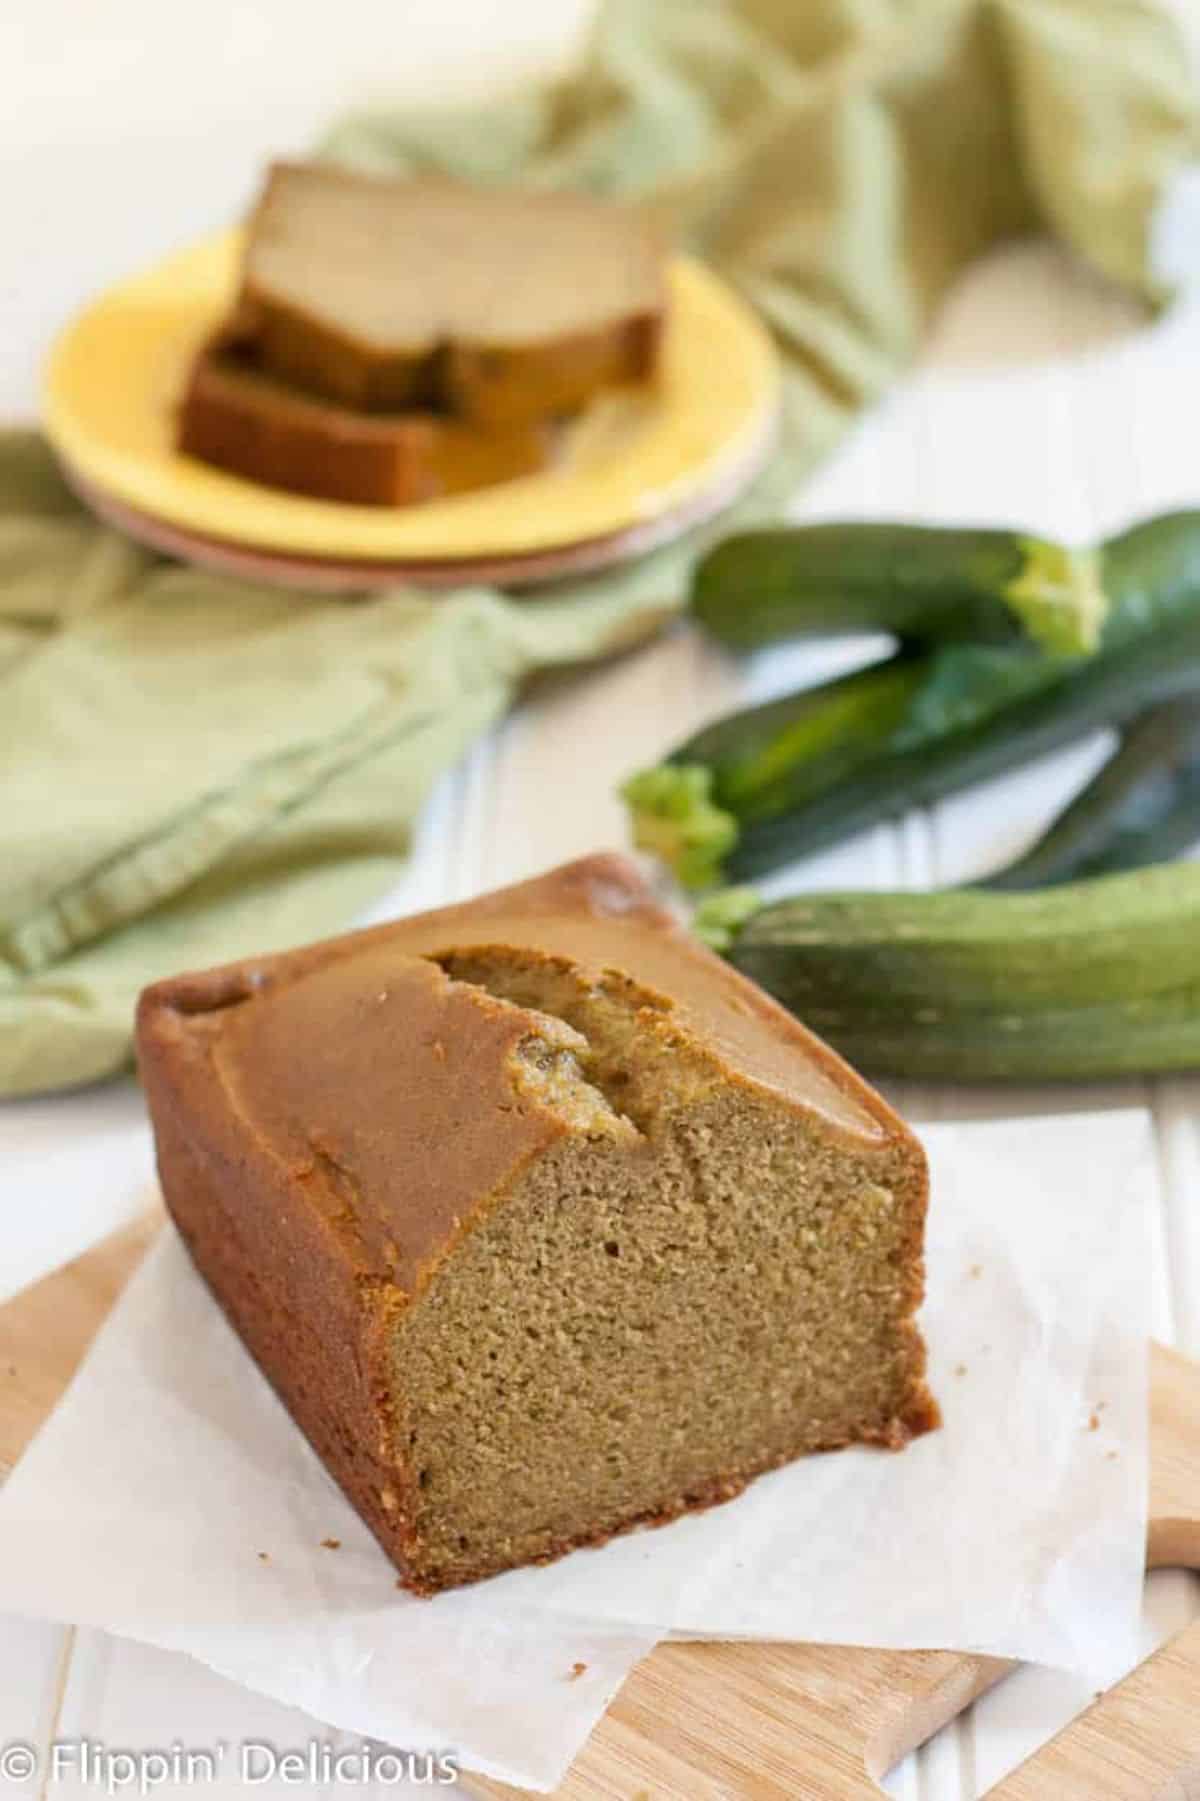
top-left (136, 854), bottom-right (936, 1596)
top-left (223, 162), bottom-right (666, 425)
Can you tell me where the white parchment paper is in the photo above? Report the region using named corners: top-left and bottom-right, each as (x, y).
top-left (0, 1111), bottom-right (1153, 1791)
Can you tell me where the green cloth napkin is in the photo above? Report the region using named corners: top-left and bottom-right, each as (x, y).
top-left (2, 0), bottom-right (1195, 1098)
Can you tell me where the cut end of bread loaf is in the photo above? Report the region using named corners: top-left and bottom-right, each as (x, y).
top-left (392, 947), bottom-right (935, 1592)
top-left (136, 854), bottom-right (936, 1596)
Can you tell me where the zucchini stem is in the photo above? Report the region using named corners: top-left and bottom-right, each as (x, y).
top-left (620, 764), bottom-right (738, 891)
top-left (693, 885), bottom-right (762, 951)
top-left (1005, 539), bottom-right (1107, 656)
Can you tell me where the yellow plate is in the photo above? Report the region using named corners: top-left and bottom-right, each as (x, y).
top-left (43, 231), bottom-right (779, 563)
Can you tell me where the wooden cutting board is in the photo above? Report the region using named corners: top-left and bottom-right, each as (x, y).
top-left (4, 1219), bottom-right (1200, 1799)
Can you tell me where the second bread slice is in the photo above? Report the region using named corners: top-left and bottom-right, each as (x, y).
top-left (178, 347), bottom-right (553, 506)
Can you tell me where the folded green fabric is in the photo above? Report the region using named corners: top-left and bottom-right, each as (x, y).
top-left (2, 0), bottom-right (1195, 1097)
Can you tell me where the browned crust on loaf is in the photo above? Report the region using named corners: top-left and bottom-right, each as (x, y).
top-left (136, 853), bottom-right (935, 1595)
top-left (177, 345), bottom-right (552, 505)
top-left (141, 853), bottom-right (916, 1161)
top-left (155, 1106), bottom-right (414, 1579)
top-left (440, 309), bottom-right (665, 429)
top-left (230, 292), bottom-right (664, 427)
top-left (223, 294), bottom-right (432, 416)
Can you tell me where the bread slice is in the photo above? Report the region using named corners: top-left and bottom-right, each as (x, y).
top-left (137, 854), bottom-right (936, 1596)
top-left (224, 161), bottom-right (665, 425)
top-left (178, 345), bottom-right (552, 505)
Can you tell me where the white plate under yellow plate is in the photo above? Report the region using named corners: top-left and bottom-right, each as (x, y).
top-left (43, 230), bottom-right (779, 564)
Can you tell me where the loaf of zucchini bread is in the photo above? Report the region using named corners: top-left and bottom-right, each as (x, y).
top-left (136, 854), bottom-right (936, 1595)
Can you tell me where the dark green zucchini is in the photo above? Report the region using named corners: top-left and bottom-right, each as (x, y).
top-left (625, 511), bottom-right (1200, 888)
top-left (691, 523), bottom-right (1106, 655)
top-left (763, 985), bottom-right (1200, 1081)
top-left (693, 864), bottom-right (1200, 1081)
top-left (1097, 509), bottom-right (1200, 642)
top-left (727, 612), bottom-right (1200, 880)
top-left (623, 654), bottom-right (929, 888)
top-left (976, 697), bottom-right (1200, 889)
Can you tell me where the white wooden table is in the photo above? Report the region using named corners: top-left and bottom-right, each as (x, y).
top-left (4, 3), bottom-right (1200, 1794)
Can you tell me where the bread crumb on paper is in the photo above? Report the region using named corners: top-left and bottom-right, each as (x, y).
top-left (321, 1537), bottom-right (341, 1550)
top-left (567, 1662), bottom-right (588, 1682)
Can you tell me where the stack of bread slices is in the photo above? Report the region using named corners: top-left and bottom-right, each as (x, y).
top-left (179, 162), bottom-right (666, 507)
